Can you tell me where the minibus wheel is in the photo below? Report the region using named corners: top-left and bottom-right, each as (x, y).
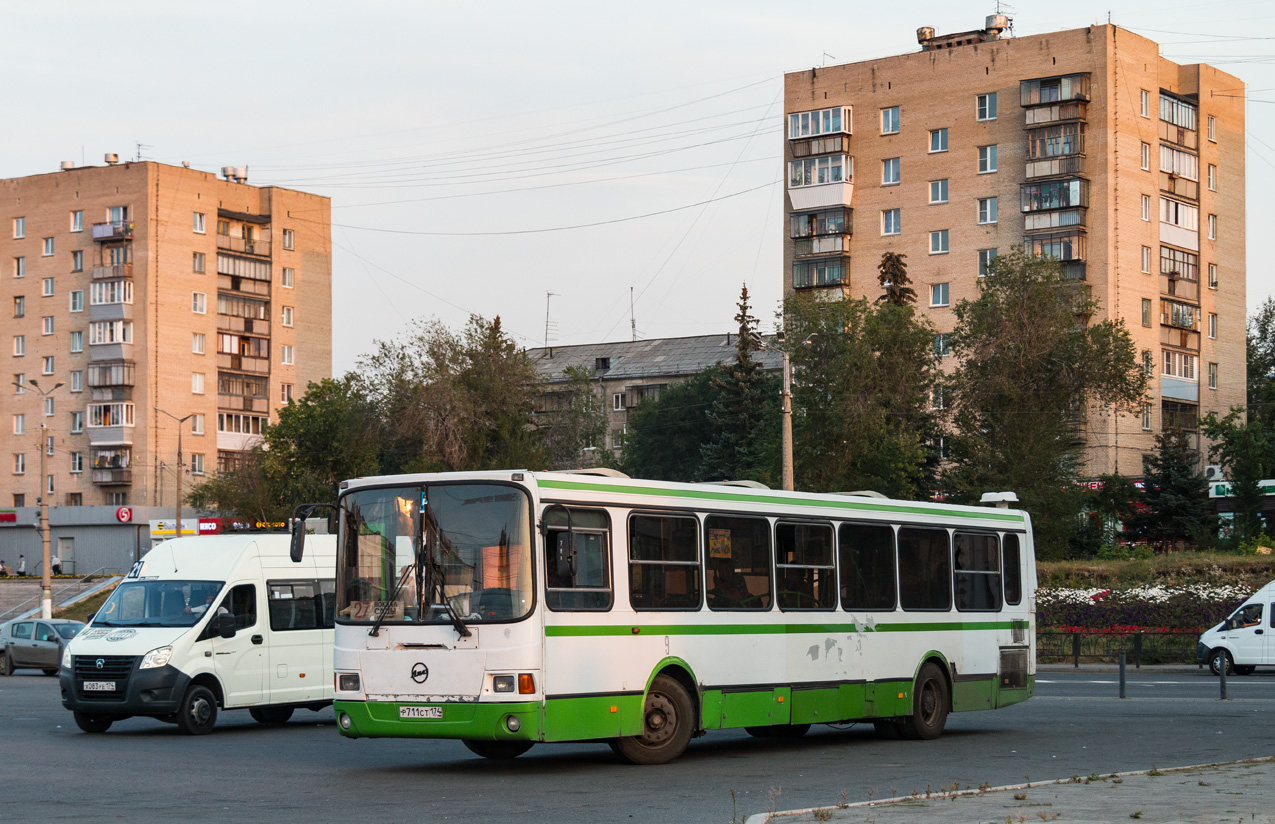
top-left (462, 740), bottom-right (534, 759)
top-left (176, 684), bottom-right (218, 735)
top-left (73, 712), bottom-right (114, 733)
top-left (1208, 649), bottom-right (1234, 676)
top-left (249, 706), bottom-right (294, 724)
top-left (899, 663), bottom-right (948, 740)
top-left (609, 674), bottom-right (694, 765)
top-left (1235, 665), bottom-right (1256, 675)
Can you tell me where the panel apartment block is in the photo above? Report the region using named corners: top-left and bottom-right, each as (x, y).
top-left (782, 20), bottom-right (1246, 478)
top-left (1, 160), bottom-right (332, 508)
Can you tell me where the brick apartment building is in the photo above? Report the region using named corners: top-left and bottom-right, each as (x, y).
top-left (1, 159), bottom-right (331, 509)
top-left (782, 19), bottom-right (1246, 477)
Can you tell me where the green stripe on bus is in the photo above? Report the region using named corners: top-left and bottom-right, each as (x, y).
top-left (535, 478), bottom-right (1026, 523)
top-left (545, 621), bottom-right (1014, 637)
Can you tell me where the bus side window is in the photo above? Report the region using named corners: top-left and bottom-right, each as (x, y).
top-left (629, 513), bottom-right (700, 611)
top-left (839, 523), bottom-right (896, 610)
top-left (775, 522), bottom-right (836, 611)
top-left (1002, 534), bottom-right (1022, 606)
top-left (954, 532), bottom-right (1001, 612)
top-left (705, 515), bottom-right (772, 611)
top-left (898, 527), bottom-right (951, 611)
top-left (544, 508), bottom-right (613, 611)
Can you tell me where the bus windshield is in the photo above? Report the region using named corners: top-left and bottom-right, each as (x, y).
top-left (93, 580), bottom-right (226, 627)
top-left (337, 483), bottom-right (533, 626)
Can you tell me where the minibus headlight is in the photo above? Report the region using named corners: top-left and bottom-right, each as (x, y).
top-left (139, 646), bottom-right (173, 670)
top-left (493, 675), bottom-right (515, 693)
top-left (61, 648), bottom-right (71, 670)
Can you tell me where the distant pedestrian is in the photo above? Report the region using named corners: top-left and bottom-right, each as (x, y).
top-left (17, 555), bottom-right (26, 577)
top-left (0, 560), bottom-right (9, 576)
top-left (51, 555), bottom-right (62, 576)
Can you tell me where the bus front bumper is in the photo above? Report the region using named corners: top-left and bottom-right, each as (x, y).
top-left (333, 699), bottom-right (541, 741)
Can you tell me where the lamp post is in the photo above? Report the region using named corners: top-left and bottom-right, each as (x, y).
top-left (13, 379), bottom-right (64, 619)
top-left (749, 333), bottom-right (817, 492)
top-left (155, 407), bottom-right (195, 540)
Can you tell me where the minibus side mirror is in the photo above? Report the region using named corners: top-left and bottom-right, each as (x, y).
top-left (290, 522), bottom-right (307, 563)
top-left (218, 614), bottom-right (237, 639)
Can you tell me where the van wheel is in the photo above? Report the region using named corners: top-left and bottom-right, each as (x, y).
top-left (74, 712), bottom-right (114, 733)
top-left (899, 663), bottom-right (949, 740)
top-left (249, 707), bottom-right (294, 725)
top-left (1208, 649), bottom-right (1234, 676)
top-left (176, 685), bottom-right (218, 735)
top-left (462, 740), bottom-right (534, 759)
top-left (43, 668), bottom-right (58, 676)
top-left (1, 652), bottom-right (13, 676)
top-left (609, 674), bottom-right (695, 765)
top-left (1235, 665), bottom-right (1256, 676)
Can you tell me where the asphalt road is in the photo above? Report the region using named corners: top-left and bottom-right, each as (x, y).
top-left (2, 668), bottom-right (1271, 823)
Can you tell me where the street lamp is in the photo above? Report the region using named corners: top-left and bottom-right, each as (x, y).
top-left (749, 332), bottom-right (818, 492)
top-left (12, 378), bottom-right (64, 619)
top-left (155, 407), bottom-right (196, 541)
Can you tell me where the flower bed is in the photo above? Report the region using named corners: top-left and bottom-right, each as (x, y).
top-left (1036, 584), bottom-right (1251, 633)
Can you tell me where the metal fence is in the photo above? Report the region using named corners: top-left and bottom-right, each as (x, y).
top-left (1037, 630), bottom-right (1202, 667)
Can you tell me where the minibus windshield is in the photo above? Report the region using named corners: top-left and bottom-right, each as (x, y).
top-left (93, 580), bottom-right (226, 627)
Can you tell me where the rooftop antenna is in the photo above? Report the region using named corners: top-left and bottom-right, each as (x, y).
top-left (630, 287), bottom-right (637, 342)
top-left (821, 52), bottom-right (836, 67)
top-left (544, 292), bottom-right (558, 349)
top-left (134, 141), bottom-right (152, 162)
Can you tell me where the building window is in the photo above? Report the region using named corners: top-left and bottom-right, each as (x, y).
top-left (13, 454), bottom-right (24, 475)
top-left (192, 373), bottom-right (204, 394)
top-left (193, 252), bottom-right (205, 273)
top-left (930, 282), bottom-right (950, 307)
top-left (191, 414), bottom-right (205, 435)
top-left (13, 217), bottom-right (24, 239)
top-left (90, 280), bottom-right (132, 305)
top-left (881, 106), bottom-right (900, 135)
top-left (1208, 214), bottom-right (1217, 240)
top-left (1208, 263), bottom-right (1218, 289)
top-left (12, 373), bottom-right (23, 393)
top-left (1161, 197), bottom-right (1199, 231)
top-left (929, 230), bottom-right (949, 255)
top-left (12, 296), bottom-right (23, 318)
top-left (14, 414), bottom-right (24, 435)
top-left (42, 356), bottom-right (54, 375)
top-left (70, 210), bottom-right (82, 232)
top-left (217, 219), bottom-right (229, 236)
top-left (282, 268), bottom-right (294, 288)
top-left (978, 145), bottom-right (997, 173)
top-left (70, 331), bottom-right (83, 353)
top-left (1208, 313), bottom-right (1217, 339)
top-left (69, 290), bottom-right (82, 312)
top-left (282, 306), bottom-right (294, 327)
top-left (42, 237), bottom-right (54, 257)
top-left (1140, 142), bottom-right (1150, 171)
top-left (1208, 115), bottom-right (1217, 142)
top-left (192, 292), bottom-right (206, 314)
top-left (1209, 362), bottom-right (1218, 389)
top-left (929, 179), bottom-right (948, 204)
top-left (1141, 195), bottom-right (1151, 221)
top-left (933, 333), bottom-right (951, 357)
top-left (882, 157), bottom-right (900, 185)
top-left (70, 452), bottom-right (83, 473)
top-left (1141, 298), bottom-right (1152, 327)
top-left (193, 212), bottom-right (206, 233)
top-left (882, 209), bottom-right (901, 236)
top-left (42, 278), bottom-right (54, 297)
top-left (70, 411), bottom-right (83, 433)
top-left (1140, 89), bottom-right (1150, 118)
top-left (977, 197), bottom-right (997, 224)
top-left (42, 316), bottom-right (54, 336)
top-left (1142, 404), bottom-right (1152, 431)
top-left (88, 321), bottom-right (132, 345)
top-left (70, 370), bottom-right (81, 392)
top-left (13, 336), bottom-right (24, 356)
top-left (789, 155), bottom-right (850, 188)
top-left (788, 106), bottom-right (852, 138)
top-left (189, 453), bottom-right (205, 475)
top-left (1163, 350), bottom-right (1197, 380)
top-left (282, 229), bottom-right (295, 250)
top-left (281, 345), bottom-right (294, 365)
top-left (1141, 246), bottom-right (1151, 274)
top-left (192, 332), bottom-right (205, 354)
top-left (976, 92), bottom-right (997, 121)
top-left (1207, 164), bottom-right (1216, 191)
top-left (978, 248), bottom-right (997, 277)
top-left (929, 128), bottom-right (948, 153)
top-left (281, 384), bottom-right (294, 404)
top-left (71, 250), bottom-right (83, 273)
top-left (13, 257), bottom-right (23, 278)
top-left (87, 402), bottom-right (135, 428)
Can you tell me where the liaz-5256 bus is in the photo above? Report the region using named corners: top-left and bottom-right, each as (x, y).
top-left (291, 470), bottom-right (1035, 764)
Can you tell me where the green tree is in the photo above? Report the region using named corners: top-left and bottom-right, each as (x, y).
top-left (698, 285), bottom-right (782, 486)
top-left (783, 290), bottom-right (939, 499)
top-left (1127, 429), bottom-right (1217, 550)
top-left (621, 367), bottom-right (727, 482)
top-left (1248, 298), bottom-right (1275, 427)
top-left (876, 251), bottom-right (917, 306)
top-left (942, 248), bottom-right (1149, 558)
top-left (1200, 407), bottom-right (1275, 541)
top-left (1071, 474), bottom-right (1141, 557)
top-left (539, 364), bottom-right (608, 470)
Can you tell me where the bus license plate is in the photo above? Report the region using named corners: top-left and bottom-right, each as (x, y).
top-left (83, 681), bottom-right (116, 691)
top-left (400, 706), bottom-right (443, 720)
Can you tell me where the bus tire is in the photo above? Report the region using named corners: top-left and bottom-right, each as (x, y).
top-left (249, 706), bottom-right (294, 725)
top-left (610, 674), bottom-right (695, 765)
top-left (462, 740), bottom-right (534, 759)
top-left (899, 663), bottom-right (948, 741)
top-left (176, 684), bottom-right (218, 735)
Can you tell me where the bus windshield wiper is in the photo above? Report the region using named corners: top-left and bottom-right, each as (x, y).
top-left (369, 562), bottom-right (415, 638)
top-left (422, 492), bottom-right (471, 638)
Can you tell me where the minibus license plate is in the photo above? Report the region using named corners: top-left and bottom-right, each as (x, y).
top-left (400, 706), bottom-right (443, 720)
top-left (83, 681), bottom-right (115, 691)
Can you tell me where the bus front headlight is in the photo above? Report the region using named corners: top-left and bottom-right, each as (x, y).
top-left (139, 646), bottom-right (173, 669)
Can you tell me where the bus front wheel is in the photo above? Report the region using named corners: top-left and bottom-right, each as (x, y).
top-left (610, 674), bottom-right (694, 765)
top-left (899, 663), bottom-right (948, 741)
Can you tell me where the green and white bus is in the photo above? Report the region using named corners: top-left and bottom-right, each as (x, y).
top-left (292, 470), bottom-right (1035, 764)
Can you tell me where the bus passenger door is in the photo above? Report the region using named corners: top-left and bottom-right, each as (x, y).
top-left (210, 583), bottom-right (265, 706)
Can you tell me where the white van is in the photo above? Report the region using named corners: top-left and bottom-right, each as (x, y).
top-left (60, 534), bottom-right (336, 734)
top-left (1196, 579), bottom-right (1274, 676)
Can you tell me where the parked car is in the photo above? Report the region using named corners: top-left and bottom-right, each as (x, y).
top-left (1, 618), bottom-right (85, 676)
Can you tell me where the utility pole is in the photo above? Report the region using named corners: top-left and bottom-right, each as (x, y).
top-left (155, 407), bottom-right (195, 540)
top-left (15, 379), bottom-right (64, 618)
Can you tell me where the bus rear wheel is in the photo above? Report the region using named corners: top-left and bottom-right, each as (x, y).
top-left (610, 674), bottom-right (694, 765)
top-left (462, 740), bottom-right (534, 759)
top-left (899, 663), bottom-right (948, 741)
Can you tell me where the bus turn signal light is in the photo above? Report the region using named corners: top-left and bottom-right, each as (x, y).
top-left (518, 673), bottom-right (535, 694)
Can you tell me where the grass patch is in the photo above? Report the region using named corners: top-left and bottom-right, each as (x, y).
top-left (53, 587), bottom-right (116, 623)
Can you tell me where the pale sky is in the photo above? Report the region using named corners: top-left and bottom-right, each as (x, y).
top-left (4, 1), bottom-right (1272, 374)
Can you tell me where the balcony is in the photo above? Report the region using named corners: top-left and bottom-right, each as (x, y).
top-left (792, 256), bottom-right (849, 290)
top-left (1024, 209), bottom-right (1086, 231)
top-left (1161, 326), bottom-right (1200, 350)
top-left (1025, 155), bottom-right (1085, 179)
top-left (91, 263), bottom-right (132, 280)
top-left (1023, 102), bottom-right (1087, 126)
top-left (1162, 274), bottom-right (1200, 302)
top-left (219, 395), bottom-right (269, 413)
top-left (790, 135), bottom-right (851, 159)
top-left (794, 235), bottom-right (851, 257)
top-left (217, 353), bottom-right (270, 374)
top-left (216, 235), bottom-right (271, 257)
top-left (1061, 262), bottom-right (1087, 281)
top-left (788, 179), bottom-right (854, 212)
top-left (92, 221), bottom-right (133, 242)
top-left (1159, 120), bottom-right (1198, 150)
top-left (1160, 173), bottom-right (1199, 201)
top-left (216, 315), bottom-right (271, 336)
top-left (87, 360), bottom-right (136, 388)
top-left (1020, 74), bottom-right (1091, 108)
top-left (91, 469), bottom-right (132, 485)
